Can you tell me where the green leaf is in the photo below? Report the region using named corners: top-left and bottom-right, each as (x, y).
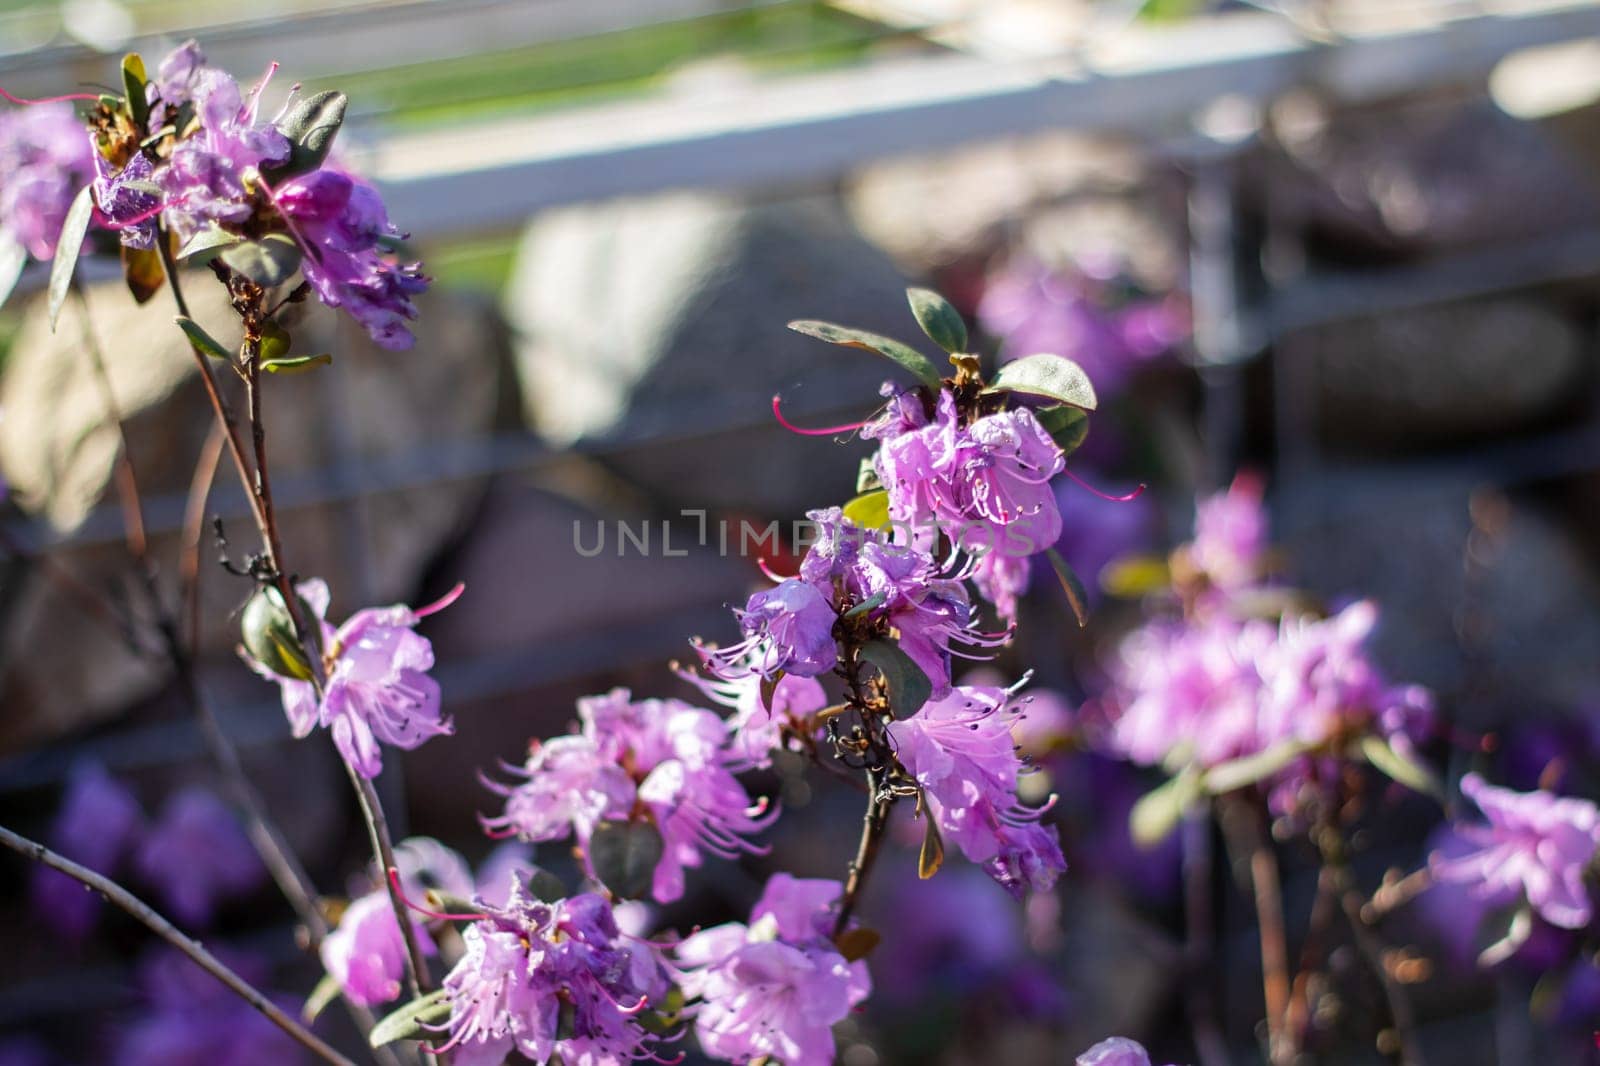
top-left (525, 867), bottom-right (569, 903)
top-left (265, 90), bottom-right (348, 181)
top-left (0, 231), bottom-right (24, 311)
top-left (263, 354), bottom-right (334, 375)
top-left (758, 670), bottom-right (784, 713)
top-left (787, 319), bottom-right (943, 392)
top-left (856, 457), bottom-right (882, 494)
top-left (260, 318), bottom-right (292, 362)
top-left (1358, 734), bottom-right (1441, 799)
top-left (220, 234), bottom-right (302, 287)
top-left (589, 820), bottom-right (663, 900)
top-left (177, 224), bottom-right (241, 263)
top-left (47, 186), bottom-right (94, 331)
top-left (906, 287), bottom-right (968, 355)
top-left (917, 814), bottom-right (945, 879)
top-left (301, 972), bottom-right (341, 1023)
top-left (842, 590), bottom-right (887, 620)
top-left (1099, 554), bottom-right (1171, 599)
top-left (859, 638), bottom-right (932, 716)
top-left (175, 315), bottom-right (233, 361)
top-left (122, 53), bottom-right (149, 128)
top-left (1035, 405), bottom-right (1090, 455)
top-left (121, 244), bottom-right (164, 304)
top-left (983, 353), bottom-right (1098, 410)
top-left (1203, 739), bottom-right (1311, 794)
top-left (1476, 902), bottom-right (1533, 968)
top-left (1131, 768), bottom-right (1203, 846)
top-left (842, 489), bottom-right (890, 532)
top-left (1044, 547), bottom-right (1090, 627)
top-left (370, 989), bottom-right (450, 1048)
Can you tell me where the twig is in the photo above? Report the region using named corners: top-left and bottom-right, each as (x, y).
top-left (1221, 798), bottom-right (1294, 1065)
top-left (1181, 811), bottom-right (1231, 1066)
top-left (350, 766), bottom-right (434, 997)
top-left (833, 767), bottom-right (890, 938)
top-left (0, 824), bottom-right (357, 1066)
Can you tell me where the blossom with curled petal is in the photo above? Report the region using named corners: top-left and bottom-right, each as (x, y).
top-left (888, 684), bottom-right (1065, 897)
top-left (436, 885), bottom-right (669, 1066)
top-left (1431, 773), bottom-right (1600, 930)
top-left (484, 689), bottom-right (773, 903)
top-left (677, 874), bottom-right (870, 1066)
top-left (245, 579), bottom-right (459, 779)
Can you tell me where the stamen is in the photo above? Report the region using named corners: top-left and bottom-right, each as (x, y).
top-left (387, 867), bottom-right (487, 922)
top-left (94, 202), bottom-right (166, 231)
top-left (0, 87), bottom-right (101, 105)
top-left (771, 395), bottom-right (866, 437)
top-left (415, 581), bottom-right (466, 619)
top-left (754, 557), bottom-right (785, 583)
top-left (1063, 468), bottom-right (1147, 502)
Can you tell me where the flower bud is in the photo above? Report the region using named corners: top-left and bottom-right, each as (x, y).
top-left (240, 585), bottom-right (318, 681)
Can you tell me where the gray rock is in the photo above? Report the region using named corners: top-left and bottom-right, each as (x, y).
top-left (503, 191), bottom-right (915, 516)
top-left (0, 277), bottom-right (511, 750)
top-left (1287, 298), bottom-right (1588, 449)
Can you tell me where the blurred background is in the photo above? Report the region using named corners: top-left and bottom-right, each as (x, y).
top-left (3, 0), bottom-right (1600, 1062)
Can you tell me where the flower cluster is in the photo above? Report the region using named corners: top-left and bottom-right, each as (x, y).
top-left (245, 579), bottom-right (459, 779)
top-left (1100, 481), bottom-right (1434, 814)
top-left (436, 881), bottom-right (670, 1066)
top-left (888, 683), bottom-right (1066, 897)
top-left (483, 688), bottom-right (775, 902)
top-left (863, 386), bottom-right (1066, 620)
top-left (677, 874), bottom-right (871, 1066)
top-left (0, 102), bottom-right (94, 261)
top-left (63, 39), bottom-right (428, 346)
top-left (698, 507), bottom-right (1007, 701)
top-left (29, 766), bottom-right (261, 938)
top-left (1431, 773), bottom-right (1600, 930)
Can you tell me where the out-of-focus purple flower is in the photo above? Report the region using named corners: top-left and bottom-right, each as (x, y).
top-left (472, 842), bottom-right (537, 910)
top-left (1076, 1036), bottom-right (1176, 1066)
top-left (888, 684), bottom-right (1066, 897)
top-left (246, 579), bottom-right (457, 779)
top-left (0, 103), bottom-right (95, 260)
top-left (146, 40), bottom-right (208, 122)
top-left (697, 578), bottom-right (838, 681)
top-left (29, 763), bottom-right (143, 940)
top-left (320, 889), bottom-right (436, 1008)
top-left (1431, 773), bottom-right (1600, 930)
top-left (132, 786), bottom-right (262, 928)
top-left (119, 948), bottom-right (307, 1066)
top-left (485, 689), bottom-right (773, 903)
top-left (971, 549), bottom-right (1030, 625)
top-left (0, 1036), bottom-right (51, 1066)
top-left (1189, 474), bottom-right (1268, 593)
top-left (677, 668), bottom-right (829, 767)
top-left (677, 874), bottom-right (871, 1066)
top-left (977, 258), bottom-right (1186, 399)
top-left (158, 67), bottom-right (288, 246)
top-left (276, 168), bottom-right (428, 350)
top-left (437, 885), bottom-right (668, 1066)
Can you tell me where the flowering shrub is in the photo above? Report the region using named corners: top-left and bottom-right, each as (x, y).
top-left (2, 36), bottom-right (1599, 1066)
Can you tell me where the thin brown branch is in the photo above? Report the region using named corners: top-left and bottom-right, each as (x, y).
top-left (1181, 811), bottom-right (1231, 1066)
top-left (349, 766), bottom-right (434, 997)
top-left (833, 766), bottom-right (890, 939)
top-left (0, 824), bottom-right (357, 1066)
top-left (1221, 797), bottom-right (1294, 1066)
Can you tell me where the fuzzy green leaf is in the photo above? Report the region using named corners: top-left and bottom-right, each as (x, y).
top-left (1131, 768), bottom-right (1203, 846)
top-left (589, 820), bottom-right (664, 901)
top-left (47, 186), bottom-right (94, 331)
top-left (906, 287), bottom-right (968, 355)
top-left (121, 53), bottom-right (149, 128)
top-left (370, 989), bottom-right (450, 1048)
top-left (174, 315), bottom-right (232, 361)
top-left (983, 353), bottom-right (1097, 410)
top-left (1044, 547), bottom-right (1090, 627)
top-left (788, 319), bottom-right (942, 392)
top-left (842, 489), bottom-right (890, 531)
top-left (220, 234), bottom-right (301, 287)
top-left (1035, 404), bottom-right (1090, 455)
top-left (859, 638), bottom-right (933, 716)
top-left (265, 90), bottom-right (348, 182)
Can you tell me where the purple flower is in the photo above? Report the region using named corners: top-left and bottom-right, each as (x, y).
top-left (320, 889), bottom-right (436, 1008)
top-left (158, 67), bottom-right (289, 246)
top-left (485, 689), bottom-right (773, 903)
top-left (92, 150), bottom-right (161, 250)
top-left (977, 257), bottom-right (1185, 399)
top-left (0, 103), bottom-right (95, 260)
top-left (697, 578), bottom-right (838, 681)
top-left (146, 40), bottom-right (209, 123)
top-left (1077, 1036), bottom-right (1175, 1066)
top-left (1431, 773), bottom-right (1600, 930)
top-left (29, 763), bottom-right (143, 940)
top-left (970, 549), bottom-right (1030, 625)
top-left (119, 948), bottom-right (307, 1066)
top-left (677, 874), bottom-right (871, 1066)
top-left (676, 667), bottom-right (830, 768)
top-left (437, 886), bottom-right (668, 1066)
top-left (888, 685), bottom-right (1066, 897)
top-left (133, 787), bottom-right (262, 928)
top-left (1189, 474), bottom-right (1268, 593)
top-left (276, 168), bottom-right (428, 350)
top-left (247, 579), bottom-right (458, 779)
